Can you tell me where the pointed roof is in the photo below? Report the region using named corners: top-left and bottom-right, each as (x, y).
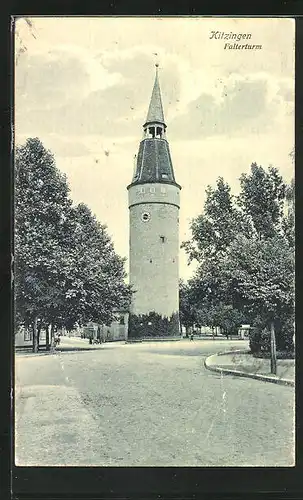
top-left (144, 64), bottom-right (165, 125)
top-left (127, 65), bottom-right (181, 190)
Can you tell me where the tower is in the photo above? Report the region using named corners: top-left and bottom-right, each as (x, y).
top-left (127, 65), bottom-right (181, 339)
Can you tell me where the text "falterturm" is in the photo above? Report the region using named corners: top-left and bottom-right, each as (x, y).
top-left (209, 31), bottom-right (262, 50)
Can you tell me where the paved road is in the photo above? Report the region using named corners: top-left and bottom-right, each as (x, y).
top-left (15, 337), bottom-right (295, 467)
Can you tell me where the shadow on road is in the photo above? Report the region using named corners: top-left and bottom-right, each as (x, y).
top-left (57, 344), bottom-right (117, 353)
top-left (15, 344), bottom-right (118, 357)
top-left (58, 346), bottom-right (99, 352)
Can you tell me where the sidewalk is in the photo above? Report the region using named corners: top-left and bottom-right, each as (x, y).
top-left (15, 337), bottom-right (94, 354)
top-left (15, 384), bottom-right (105, 466)
top-left (205, 350), bottom-right (295, 386)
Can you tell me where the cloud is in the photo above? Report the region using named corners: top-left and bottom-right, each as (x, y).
top-left (15, 51), bottom-right (90, 111)
top-left (45, 135), bottom-right (91, 158)
top-left (15, 50), bottom-right (181, 139)
top-left (14, 17), bottom-right (295, 281)
top-left (168, 76), bottom-right (292, 140)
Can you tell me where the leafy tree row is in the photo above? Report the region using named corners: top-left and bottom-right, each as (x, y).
top-left (180, 162), bottom-right (294, 353)
top-left (15, 138), bottom-right (131, 351)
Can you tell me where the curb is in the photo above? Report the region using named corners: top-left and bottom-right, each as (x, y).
top-left (15, 351), bottom-right (59, 358)
top-left (204, 350), bottom-right (294, 387)
top-left (126, 337), bottom-right (181, 343)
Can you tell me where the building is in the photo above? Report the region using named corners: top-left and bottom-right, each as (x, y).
top-left (238, 324), bottom-right (252, 339)
top-left (15, 324), bottom-right (47, 348)
top-left (127, 65), bottom-right (181, 339)
top-left (82, 311), bottom-right (129, 342)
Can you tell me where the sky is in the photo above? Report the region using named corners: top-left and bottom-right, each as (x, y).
top-left (15, 17), bottom-right (295, 280)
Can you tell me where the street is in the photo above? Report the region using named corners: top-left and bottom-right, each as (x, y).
top-left (15, 337), bottom-right (295, 467)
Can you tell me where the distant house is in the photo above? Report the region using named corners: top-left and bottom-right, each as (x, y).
top-left (238, 324), bottom-right (251, 339)
top-left (15, 324), bottom-right (47, 348)
top-left (82, 309), bottom-right (129, 342)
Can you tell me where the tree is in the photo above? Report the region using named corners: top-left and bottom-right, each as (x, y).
top-left (182, 177), bottom-right (252, 263)
top-left (282, 178), bottom-right (295, 248)
top-left (60, 203), bottom-right (131, 328)
top-left (238, 163), bottom-right (286, 240)
top-left (216, 234), bottom-right (295, 352)
top-left (15, 138), bottom-right (132, 351)
top-left (179, 279), bottom-right (197, 336)
top-left (181, 163), bottom-right (294, 355)
top-left (15, 138), bottom-right (72, 351)
top-left (207, 303), bottom-right (244, 339)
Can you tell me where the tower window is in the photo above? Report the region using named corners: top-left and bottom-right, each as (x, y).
top-left (150, 187), bottom-right (155, 193)
top-left (141, 212), bottom-right (151, 222)
top-left (148, 127), bottom-right (155, 138)
top-left (140, 187), bottom-right (145, 193)
top-left (161, 187), bottom-right (166, 194)
top-left (160, 236), bottom-right (166, 243)
top-left (149, 259), bottom-right (153, 263)
top-left (156, 127), bottom-right (163, 138)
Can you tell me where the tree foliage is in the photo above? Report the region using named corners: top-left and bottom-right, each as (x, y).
top-left (238, 163), bottom-right (286, 240)
top-left (128, 311), bottom-right (180, 338)
top-left (182, 177), bottom-right (249, 261)
top-left (179, 280), bottom-right (196, 334)
top-left (15, 138), bottom-right (131, 351)
top-left (180, 162), bottom-right (295, 352)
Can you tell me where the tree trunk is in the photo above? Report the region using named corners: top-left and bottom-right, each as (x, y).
top-left (50, 324), bottom-right (55, 349)
top-left (46, 325), bottom-right (50, 351)
top-left (185, 326), bottom-right (189, 338)
top-left (212, 327), bottom-right (215, 340)
top-left (33, 316), bottom-right (38, 353)
top-left (270, 321), bottom-right (277, 375)
top-left (37, 323), bottom-right (41, 350)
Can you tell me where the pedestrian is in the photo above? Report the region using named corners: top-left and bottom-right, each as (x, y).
top-left (190, 333), bottom-right (194, 341)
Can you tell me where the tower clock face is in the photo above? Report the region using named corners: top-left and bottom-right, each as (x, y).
top-left (141, 212), bottom-right (151, 222)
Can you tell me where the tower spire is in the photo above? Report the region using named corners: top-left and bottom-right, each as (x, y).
top-left (144, 63), bottom-right (165, 126)
top-left (128, 65), bottom-right (180, 188)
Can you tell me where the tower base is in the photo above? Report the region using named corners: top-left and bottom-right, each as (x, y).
top-left (128, 311), bottom-right (180, 340)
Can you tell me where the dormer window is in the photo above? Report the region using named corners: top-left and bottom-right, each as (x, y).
top-left (161, 173), bottom-right (168, 179)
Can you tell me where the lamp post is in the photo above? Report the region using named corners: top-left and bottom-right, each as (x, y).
top-left (270, 321), bottom-right (277, 375)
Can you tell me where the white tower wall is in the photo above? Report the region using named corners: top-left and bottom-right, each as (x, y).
top-left (128, 182), bottom-right (180, 317)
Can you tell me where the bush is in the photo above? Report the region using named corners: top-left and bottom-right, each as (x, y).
top-left (254, 350), bottom-right (295, 359)
top-left (249, 327), bottom-right (261, 354)
top-left (249, 327), bottom-right (271, 354)
top-left (249, 318), bottom-right (295, 357)
top-left (128, 311), bottom-right (180, 339)
top-left (260, 327), bottom-right (271, 352)
top-left (276, 317), bottom-right (294, 352)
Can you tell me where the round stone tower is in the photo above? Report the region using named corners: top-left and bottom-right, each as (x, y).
top-left (127, 65), bottom-right (181, 339)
